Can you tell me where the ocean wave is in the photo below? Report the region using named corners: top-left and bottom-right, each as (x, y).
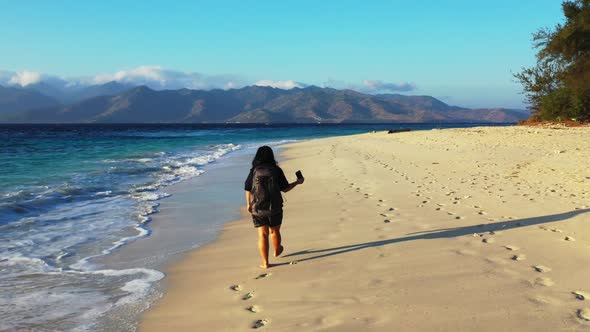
top-left (0, 261), bottom-right (164, 332)
top-left (243, 138), bottom-right (302, 148)
top-left (0, 141), bottom-right (242, 331)
top-left (0, 143), bottom-right (241, 224)
top-left (86, 268), bottom-right (165, 305)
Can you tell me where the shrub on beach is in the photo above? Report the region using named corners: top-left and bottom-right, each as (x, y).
top-left (515, 0), bottom-right (590, 122)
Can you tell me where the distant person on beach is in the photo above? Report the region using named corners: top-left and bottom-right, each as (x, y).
top-left (245, 146), bottom-right (304, 269)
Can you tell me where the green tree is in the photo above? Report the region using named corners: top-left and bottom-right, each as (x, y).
top-left (515, 0), bottom-right (590, 121)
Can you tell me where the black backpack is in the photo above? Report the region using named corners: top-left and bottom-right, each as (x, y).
top-left (251, 165), bottom-right (283, 217)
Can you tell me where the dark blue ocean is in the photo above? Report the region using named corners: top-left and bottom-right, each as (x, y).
top-left (0, 123), bottom-right (511, 331)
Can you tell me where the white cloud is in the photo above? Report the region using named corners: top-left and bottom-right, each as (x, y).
top-left (7, 71), bottom-right (43, 87)
top-left (0, 70), bottom-right (69, 88)
top-left (0, 66), bottom-right (415, 96)
top-left (0, 66), bottom-right (258, 91)
top-left (89, 66), bottom-right (244, 90)
top-left (321, 79), bottom-right (416, 94)
top-left (362, 80), bottom-right (415, 93)
top-left (254, 80), bottom-right (306, 89)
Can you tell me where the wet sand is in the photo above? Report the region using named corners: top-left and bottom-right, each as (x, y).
top-left (140, 126), bottom-right (590, 331)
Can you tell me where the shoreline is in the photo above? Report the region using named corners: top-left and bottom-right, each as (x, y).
top-left (98, 144), bottom-right (295, 330)
top-left (139, 126), bottom-right (590, 331)
top-left (94, 147), bottom-right (256, 330)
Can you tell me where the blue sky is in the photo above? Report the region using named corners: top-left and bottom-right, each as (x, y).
top-left (0, 0), bottom-right (564, 108)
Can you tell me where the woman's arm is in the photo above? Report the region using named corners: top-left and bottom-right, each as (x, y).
top-left (282, 177), bottom-right (304, 193)
top-left (245, 191), bottom-right (252, 213)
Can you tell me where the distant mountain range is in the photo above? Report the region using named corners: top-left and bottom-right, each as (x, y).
top-left (0, 84), bottom-right (530, 123)
top-left (0, 85), bottom-right (60, 114)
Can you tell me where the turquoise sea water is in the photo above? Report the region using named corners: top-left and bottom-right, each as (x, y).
top-left (0, 123), bottom-right (510, 331)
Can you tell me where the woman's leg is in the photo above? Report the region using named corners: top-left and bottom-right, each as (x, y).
top-left (257, 225), bottom-right (270, 268)
top-left (270, 225), bottom-right (283, 257)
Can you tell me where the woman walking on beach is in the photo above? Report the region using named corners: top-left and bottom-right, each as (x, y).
top-left (245, 146), bottom-right (304, 269)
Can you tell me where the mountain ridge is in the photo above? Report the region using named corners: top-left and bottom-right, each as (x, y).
top-left (0, 85), bottom-right (530, 123)
top-left (0, 85), bottom-right (60, 116)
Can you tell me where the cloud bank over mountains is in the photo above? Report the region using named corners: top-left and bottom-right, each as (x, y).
top-left (0, 66), bottom-right (416, 94)
top-left (362, 80), bottom-right (415, 93)
top-left (254, 80), bottom-right (308, 89)
top-left (0, 70), bottom-right (71, 88)
top-left (90, 66), bottom-right (244, 90)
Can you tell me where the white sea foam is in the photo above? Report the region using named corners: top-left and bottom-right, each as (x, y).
top-left (0, 255), bottom-right (60, 274)
top-left (245, 139), bottom-right (301, 148)
top-left (87, 268), bottom-right (165, 305)
top-left (0, 265), bottom-right (164, 332)
top-left (134, 191), bottom-right (171, 202)
top-left (103, 157), bottom-right (154, 163)
top-left (1, 142), bottom-right (243, 331)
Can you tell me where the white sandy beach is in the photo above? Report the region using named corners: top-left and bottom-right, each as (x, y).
top-left (139, 126), bottom-right (590, 331)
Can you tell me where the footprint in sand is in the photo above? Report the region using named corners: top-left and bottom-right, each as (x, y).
top-left (482, 238), bottom-right (495, 244)
top-left (242, 292), bottom-right (255, 300)
top-left (527, 295), bottom-right (556, 306)
top-left (504, 245), bottom-right (519, 251)
top-left (512, 254), bottom-right (526, 261)
top-left (255, 273), bottom-right (271, 280)
top-left (383, 219), bottom-right (391, 223)
top-left (577, 309), bottom-right (590, 321)
top-left (534, 277), bottom-right (555, 287)
top-left (229, 284), bottom-right (242, 291)
top-left (533, 265), bottom-right (552, 273)
top-left (252, 319), bottom-right (270, 329)
top-left (573, 291), bottom-right (590, 300)
top-left (246, 305), bottom-right (261, 313)
top-left (565, 236), bottom-right (576, 242)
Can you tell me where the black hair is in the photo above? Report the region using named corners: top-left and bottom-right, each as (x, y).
top-left (252, 145), bottom-right (277, 167)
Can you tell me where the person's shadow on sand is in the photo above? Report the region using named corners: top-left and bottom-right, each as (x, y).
top-left (284, 208), bottom-right (590, 263)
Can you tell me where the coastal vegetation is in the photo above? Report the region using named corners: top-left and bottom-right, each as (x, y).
top-left (515, 0), bottom-right (590, 123)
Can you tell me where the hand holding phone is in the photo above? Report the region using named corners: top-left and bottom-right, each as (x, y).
top-left (295, 170), bottom-right (304, 184)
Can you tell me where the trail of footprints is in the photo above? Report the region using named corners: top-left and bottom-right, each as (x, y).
top-left (334, 146), bottom-right (590, 322)
top-left (374, 155), bottom-right (590, 322)
top-left (472, 218), bottom-right (590, 322)
top-left (228, 272), bottom-right (273, 329)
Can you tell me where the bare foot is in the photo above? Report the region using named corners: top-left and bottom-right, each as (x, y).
top-left (274, 245), bottom-right (284, 257)
top-left (259, 263), bottom-right (270, 269)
